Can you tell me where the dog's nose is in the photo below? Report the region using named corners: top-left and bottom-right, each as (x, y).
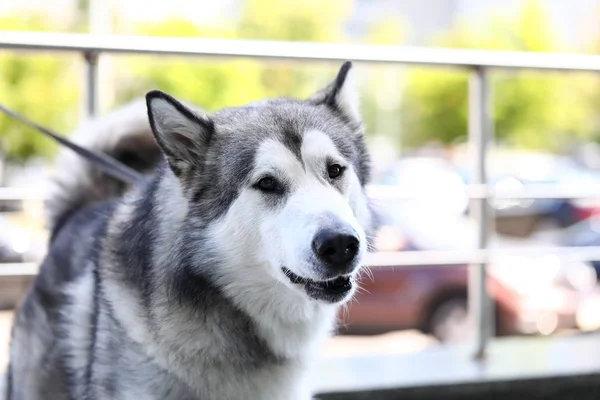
top-left (312, 228), bottom-right (360, 270)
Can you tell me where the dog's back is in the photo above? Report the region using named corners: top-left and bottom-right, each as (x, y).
top-left (6, 101), bottom-right (160, 400)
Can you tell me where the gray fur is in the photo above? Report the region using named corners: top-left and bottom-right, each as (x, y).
top-left (6, 62), bottom-right (374, 400)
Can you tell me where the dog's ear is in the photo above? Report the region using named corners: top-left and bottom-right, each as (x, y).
top-left (308, 61), bottom-right (361, 123)
top-left (146, 90), bottom-right (214, 176)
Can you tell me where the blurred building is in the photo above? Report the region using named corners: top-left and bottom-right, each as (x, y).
top-left (348, 0), bottom-right (600, 48)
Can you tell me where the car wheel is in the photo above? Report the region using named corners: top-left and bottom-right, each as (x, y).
top-left (428, 297), bottom-right (472, 343)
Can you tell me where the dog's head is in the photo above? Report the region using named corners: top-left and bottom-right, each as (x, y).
top-left (146, 62), bottom-right (372, 305)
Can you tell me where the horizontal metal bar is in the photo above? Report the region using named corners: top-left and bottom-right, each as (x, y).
top-left (367, 246), bottom-right (600, 267)
top-left (0, 188), bottom-right (45, 200)
top-left (2, 32), bottom-right (600, 72)
top-left (0, 262), bottom-right (38, 276)
top-left (2, 246), bottom-right (600, 277)
top-left (3, 184), bottom-right (600, 202)
top-left (367, 184), bottom-right (600, 200)
top-left (464, 184), bottom-right (600, 200)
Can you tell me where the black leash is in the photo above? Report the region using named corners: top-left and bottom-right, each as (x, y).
top-left (0, 103), bottom-right (146, 186)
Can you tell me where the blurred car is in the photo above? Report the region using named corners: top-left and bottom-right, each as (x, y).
top-left (373, 155), bottom-right (599, 239)
top-left (561, 216), bottom-right (600, 278)
top-left (338, 210), bottom-right (600, 342)
top-left (373, 157), bottom-right (469, 218)
top-left (0, 215), bottom-right (34, 310)
top-left (456, 153), bottom-right (600, 237)
top-left (489, 255), bottom-right (599, 336)
top-left (339, 259), bottom-right (471, 343)
top-left (0, 215), bottom-right (27, 263)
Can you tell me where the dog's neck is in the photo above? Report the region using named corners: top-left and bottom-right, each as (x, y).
top-left (207, 257), bottom-right (340, 360)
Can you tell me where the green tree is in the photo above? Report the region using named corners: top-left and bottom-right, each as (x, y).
top-left (114, 0), bottom-right (355, 113)
top-left (0, 14), bottom-right (80, 163)
top-left (582, 11), bottom-right (600, 141)
top-left (113, 19), bottom-right (266, 112)
top-left (402, 0), bottom-right (596, 151)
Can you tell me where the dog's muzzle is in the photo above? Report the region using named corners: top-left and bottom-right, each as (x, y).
top-left (281, 222), bottom-right (361, 303)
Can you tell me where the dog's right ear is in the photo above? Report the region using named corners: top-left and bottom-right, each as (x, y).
top-left (308, 61), bottom-right (361, 124)
top-left (146, 90), bottom-right (214, 176)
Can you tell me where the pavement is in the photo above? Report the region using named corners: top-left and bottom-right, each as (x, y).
top-left (316, 331), bottom-right (600, 399)
top-left (0, 309), bottom-right (436, 373)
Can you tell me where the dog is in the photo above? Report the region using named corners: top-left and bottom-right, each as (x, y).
top-left (4, 61), bottom-right (376, 400)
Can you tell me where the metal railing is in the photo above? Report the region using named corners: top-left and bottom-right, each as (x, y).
top-left (2, 31), bottom-right (600, 359)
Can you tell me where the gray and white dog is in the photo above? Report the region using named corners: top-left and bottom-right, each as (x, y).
top-left (4, 61), bottom-right (375, 400)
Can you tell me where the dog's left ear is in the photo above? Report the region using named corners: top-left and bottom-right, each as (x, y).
top-left (308, 61), bottom-right (361, 123)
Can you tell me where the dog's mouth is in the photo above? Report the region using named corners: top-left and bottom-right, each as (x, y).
top-left (282, 267), bottom-right (353, 303)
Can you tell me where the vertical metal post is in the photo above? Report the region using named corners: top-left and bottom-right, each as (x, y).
top-left (84, 51), bottom-right (99, 119)
top-left (468, 66), bottom-right (492, 360)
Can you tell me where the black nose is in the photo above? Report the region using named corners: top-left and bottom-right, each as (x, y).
top-left (312, 229), bottom-right (360, 269)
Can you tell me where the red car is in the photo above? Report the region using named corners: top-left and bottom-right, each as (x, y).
top-left (338, 262), bottom-right (471, 342)
top-left (338, 224), bottom-right (600, 342)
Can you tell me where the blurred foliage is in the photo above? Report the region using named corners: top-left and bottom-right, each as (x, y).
top-left (238, 0), bottom-right (351, 42)
top-left (359, 17), bottom-right (406, 140)
top-left (114, 0), bottom-right (355, 112)
top-left (402, 0), bottom-right (600, 151)
top-left (1, 0), bottom-right (600, 163)
top-left (0, 14), bottom-right (80, 163)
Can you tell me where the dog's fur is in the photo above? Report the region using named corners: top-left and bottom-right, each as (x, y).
top-left (4, 62), bottom-right (375, 400)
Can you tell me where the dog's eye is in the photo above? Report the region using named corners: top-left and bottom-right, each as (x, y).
top-left (255, 177), bottom-right (278, 192)
top-left (327, 164), bottom-right (344, 180)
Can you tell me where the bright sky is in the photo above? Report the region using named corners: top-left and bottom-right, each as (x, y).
top-left (1, 0), bottom-right (599, 49)
top-left (1, 0), bottom-right (235, 25)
